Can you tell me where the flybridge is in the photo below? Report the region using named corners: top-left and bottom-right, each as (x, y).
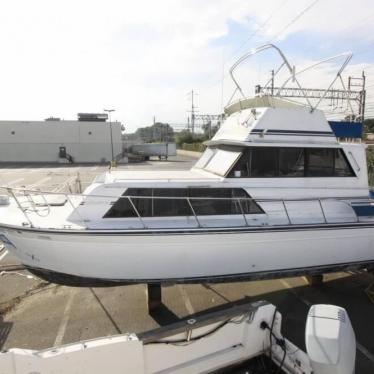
top-left (225, 44), bottom-right (366, 140)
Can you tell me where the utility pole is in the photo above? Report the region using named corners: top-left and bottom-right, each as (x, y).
top-left (153, 116), bottom-right (156, 143)
top-left (104, 108), bottom-right (115, 167)
top-left (270, 70), bottom-right (274, 96)
top-left (361, 71), bottom-right (366, 123)
top-left (187, 90), bottom-right (197, 135)
top-left (191, 89), bottom-right (195, 135)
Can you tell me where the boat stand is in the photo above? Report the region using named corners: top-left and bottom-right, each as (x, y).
top-left (305, 274), bottom-right (323, 286)
top-left (146, 283), bottom-right (162, 313)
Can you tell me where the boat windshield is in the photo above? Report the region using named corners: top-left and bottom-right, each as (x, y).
top-left (194, 146), bottom-right (242, 176)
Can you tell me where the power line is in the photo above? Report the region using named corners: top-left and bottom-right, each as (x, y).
top-left (228, 0), bottom-right (289, 61)
top-left (267, 0), bottom-right (320, 43)
top-left (203, 0), bottom-right (320, 98)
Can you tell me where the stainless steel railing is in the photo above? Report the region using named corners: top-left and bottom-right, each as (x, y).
top-left (0, 186), bottom-right (361, 230)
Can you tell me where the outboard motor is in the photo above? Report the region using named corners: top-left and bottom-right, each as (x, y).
top-left (305, 304), bottom-right (356, 374)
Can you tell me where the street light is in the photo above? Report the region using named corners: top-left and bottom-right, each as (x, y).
top-left (104, 108), bottom-right (115, 166)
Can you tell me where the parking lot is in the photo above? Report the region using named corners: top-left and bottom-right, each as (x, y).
top-left (1, 155), bottom-right (374, 373)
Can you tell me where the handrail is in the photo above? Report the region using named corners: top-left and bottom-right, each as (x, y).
top-left (127, 196), bottom-right (147, 229)
top-left (0, 185), bottom-right (369, 203)
top-left (0, 186), bottom-right (361, 230)
top-left (7, 187), bottom-right (34, 227)
top-left (186, 197), bottom-right (201, 227)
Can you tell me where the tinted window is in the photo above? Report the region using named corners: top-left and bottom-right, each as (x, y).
top-left (227, 153), bottom-right (250, 177)
top-left (251, 148), bottom-right (278, 177)
top-left (152, 188), bottom-right (191, 217)
top-left (334, 149), bottom-right (354, 176)
top-left (279, 148), bottom-right (304, 177)
top-left (306, 148), bottom-right (334, 176)
top-left (103, 196), bottom-right (137, 218)
top-left (227, 147), bottom-right (354, 178)
top-left (103, 188), bottom-right (263, 218)
top-left (128, 188), bottom-right (153, 216)
top-left (189, 188), bottom-right (262, 215)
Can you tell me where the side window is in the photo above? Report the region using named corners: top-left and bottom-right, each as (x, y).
top-left (152, 188), bottom-right (191, 217)
top-left (103, 196), bottom-right (137, 218)
top-left (189, 188), bottom-right (236, 216)
top-left (279, 148), bottom-right (304, 177)
top-left (103, 188), bottom-right (264, 218)
top-left (189, 188), bottom-right (263, 215)
top-left (227, 147), bottom-right (355, 178)
top-left (334, 149), bottom-right (354, 176)
top-left (250, 148), bottom-right (278, 177)
top-left (128, 188), bottom-right (153, 216)
top-left (306, 148), bottom-right (334, 176)
top-left (227, 150), bottom-right (250, 178)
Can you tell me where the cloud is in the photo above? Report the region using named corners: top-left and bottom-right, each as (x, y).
top-left (0, 0), bottom-right (373, 131)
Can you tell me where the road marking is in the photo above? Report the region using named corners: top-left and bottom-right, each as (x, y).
top-left (54, 290), bottom-right (76, 346)
top-left (178, 285), bottom-right (195, 315)
top-left (0, 249), bottom-right (8, 261)
top-left (357, 342), bottom-right (374, 364)
top-left (279, 278), bottom-right (374, 365)
top-left (279, 279), bottom-right (312, 307)
top-left (52, 176), bottom-right (76, 193)
top-left (29, 176), bottom-right (52, 189)
top-left (7, 178), bottom-right (25, 186)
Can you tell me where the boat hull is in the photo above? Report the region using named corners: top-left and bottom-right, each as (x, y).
top-left (1, 224), bottom-right (374, 286)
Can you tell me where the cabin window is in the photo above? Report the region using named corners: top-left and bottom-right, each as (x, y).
top-left (250, 148), bottom-right (278, 177)
top-left (103, 188), bottom-right (263, 218)
top-left (152, 188), bottom-right (191, 217)
top-left (205, 149), bottom-right (242, 176)
top-left (305, 148), bottom-right (334, 176)
top-left (194, 148), bottom-right (215, 169)
top-left (227, 147), bottom-right (354, 178)
top-left (334, 149), bottom-right (355, 176)
top-left (279, 148), bottom-right (304, 177)
top-left (189, 188), bottom-right (263, 215)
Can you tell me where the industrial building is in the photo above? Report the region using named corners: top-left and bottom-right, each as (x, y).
top-left (0, 113), bottom-right (123, 163)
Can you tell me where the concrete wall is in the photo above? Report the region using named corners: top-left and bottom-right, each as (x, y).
top-left (0, 120), bottom-right (123, 163)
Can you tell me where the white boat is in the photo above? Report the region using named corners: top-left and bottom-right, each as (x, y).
top-left (0, 44), bottom-right (373, 286)
top-left (0, 300), bottom-right (357, 374)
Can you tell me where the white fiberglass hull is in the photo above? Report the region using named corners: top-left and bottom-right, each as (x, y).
top-left (1, 224), bottom-right (374, 285)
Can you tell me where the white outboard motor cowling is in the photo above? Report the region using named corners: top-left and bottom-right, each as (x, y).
top-left (305, 304), bottom-right (356, 374)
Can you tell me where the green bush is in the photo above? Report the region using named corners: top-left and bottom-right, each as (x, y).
top-left (180, 142), bottom-right (206, 152)
top-left (367, 147), bottom-right (374, 186)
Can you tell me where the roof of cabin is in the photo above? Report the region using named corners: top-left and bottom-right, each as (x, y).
top-left (224, 96), bottom-right (301, 116)
top-left (101, 169), bottom-right (220, 183)
top-left (213, 104), bottom-right (337, 145)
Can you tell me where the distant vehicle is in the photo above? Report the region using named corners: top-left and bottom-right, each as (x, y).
top-left (0, 45), bottom-right (373, 287)
top-left (130, 142), bottom-right (177, 160)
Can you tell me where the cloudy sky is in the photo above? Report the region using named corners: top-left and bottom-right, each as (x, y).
top-left (1, 0), bottom-right (374, 132)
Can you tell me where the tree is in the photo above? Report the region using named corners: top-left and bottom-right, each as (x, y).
top-left (364, 118), bottom-right (374, 134)
top-left (135, 123), bottom-right (174, 143)
top-left (201, 121), bottom-right (220, 139)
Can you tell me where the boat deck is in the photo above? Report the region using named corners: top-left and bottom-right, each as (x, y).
top-left (0, 155), bottom-right (374, 373)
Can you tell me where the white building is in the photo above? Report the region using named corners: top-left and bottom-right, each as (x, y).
top-left (0, 114), bottom-right (123, 163)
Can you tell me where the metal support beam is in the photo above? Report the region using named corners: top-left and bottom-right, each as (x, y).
top-left (147, 283), bottom-right (162, 312)
top-left (257, 86), bottom-right (362, 101)
top-left (193, 114), bottom-right (224, 121)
